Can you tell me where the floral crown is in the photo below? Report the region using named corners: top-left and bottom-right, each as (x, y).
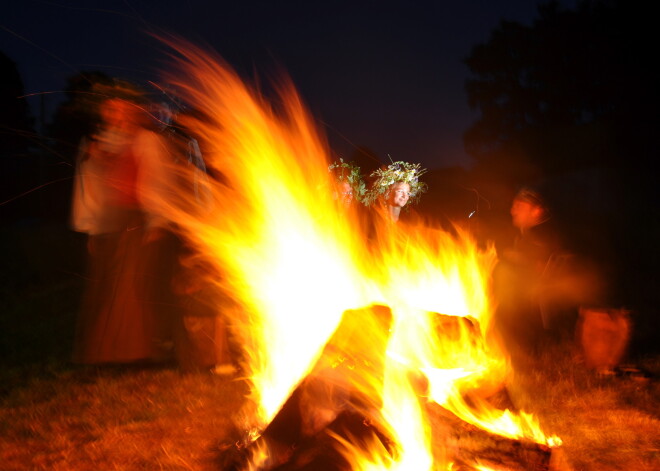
top-left (328, 158), bottom-right (367, 203)
top-left (364, 160), bottom-right (428, 206)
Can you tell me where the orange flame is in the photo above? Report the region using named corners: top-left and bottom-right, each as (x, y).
top-left (152, 39), bottom-right (559, 469)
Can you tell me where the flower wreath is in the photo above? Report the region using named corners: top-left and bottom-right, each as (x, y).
top-left (328, 158), bottom-right (367, 203)
top-left (364, 160), bottom-right (428, 206)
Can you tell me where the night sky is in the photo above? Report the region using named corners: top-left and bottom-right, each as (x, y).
top-left (2, 0), bottom-right (576, 170)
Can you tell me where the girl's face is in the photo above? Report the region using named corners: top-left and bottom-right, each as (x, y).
top-left (388, 182), bottom-right (411, 208)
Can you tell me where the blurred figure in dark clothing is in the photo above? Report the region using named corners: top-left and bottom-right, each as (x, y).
top-left (492, 185), bottom-right (611, 365)
top-left (491, 187), bottom-right (563, 358)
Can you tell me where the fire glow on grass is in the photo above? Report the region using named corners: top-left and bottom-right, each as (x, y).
top-left (154, 40), bottom-right (560, 470)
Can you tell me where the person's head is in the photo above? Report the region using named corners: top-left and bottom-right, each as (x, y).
top-left (99, 98), bottom-right (141, 127)
top-left (510, 187), bottom-right (547, 230)
top-left (386, 181), bottom-right (411, 208)
top-left (328, 158), bottom-right (366, 206)
top-left (336, 181), bottom-right (354, 206)
top-left (93, 79), bottom-right (149, 129)
top-left (364, 160), bottom-right (427, 208)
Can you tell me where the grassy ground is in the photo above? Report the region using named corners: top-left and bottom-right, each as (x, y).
top-left (1, 222), bottom-right (659, 470)
top-left (507, 348), bottom-right (660, 471)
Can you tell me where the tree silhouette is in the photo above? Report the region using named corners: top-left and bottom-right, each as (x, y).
top-left (0, 51), bottom-right (33, 156)
top-left (0, 51), bottom-right (36, 223)
top-left (464, 0), bottom-right (658, 180)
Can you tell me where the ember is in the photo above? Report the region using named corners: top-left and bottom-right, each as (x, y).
top-left (149, 39), bottom-right (560, 470)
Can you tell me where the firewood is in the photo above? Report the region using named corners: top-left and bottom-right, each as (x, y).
top-left (427, 402), bottom-right (554, 471)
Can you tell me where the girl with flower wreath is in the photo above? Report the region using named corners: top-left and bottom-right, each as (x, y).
top-left (364, 160), bottom-right (428, 223)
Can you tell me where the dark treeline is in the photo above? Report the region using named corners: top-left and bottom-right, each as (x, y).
top-left (0, 51), bottom-right (38, 222)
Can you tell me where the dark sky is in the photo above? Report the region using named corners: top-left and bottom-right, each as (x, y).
top-left (2, 0), bottom-right (576, 170)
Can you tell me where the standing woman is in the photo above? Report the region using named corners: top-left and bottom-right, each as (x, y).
top-left (70, 81), bottom-right (174, 364)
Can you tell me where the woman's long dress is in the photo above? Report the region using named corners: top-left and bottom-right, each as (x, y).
top-left (71, 131), bottom-right (166, 364)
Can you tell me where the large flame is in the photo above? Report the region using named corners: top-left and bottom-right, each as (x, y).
top-left (152, 40), bottom-right (559, 470)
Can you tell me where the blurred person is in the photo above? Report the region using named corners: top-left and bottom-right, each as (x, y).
top-left (328, 157), bottom-right (383, 250)
top-left (70, 80), bottom-right (177, 365)
top-left (156, 107), bottom-right (240, 374)
top-left (491, 186), bottom-right (568, 358)
top-left (474, 178), bottom-right (624, 375)
top-left (170, 252), bottom-right (238, 374)
top-left (328, 158), bottom-right (366, 208)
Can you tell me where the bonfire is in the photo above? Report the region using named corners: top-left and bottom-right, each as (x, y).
top-left (146, 39), bottom-right (561, 471)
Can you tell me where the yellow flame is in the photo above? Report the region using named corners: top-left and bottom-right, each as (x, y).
top-left (153, 39), bottom-right (559, 469)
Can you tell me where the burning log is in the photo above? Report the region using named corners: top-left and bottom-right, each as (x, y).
top-left (217, 305), bottom-right (396, 470)
top-left (428, 403), bottom-right (555, 471)
top-left (216, 307), bottom-right (555, 471)
top-left (216, 306), bottom-right (557, 471)
top-left (218, 398), bottom-right (557, 471)
top-left (217, 409), bottom-right (394, 471)
top-left (422, 314), bottom-right (558, 470)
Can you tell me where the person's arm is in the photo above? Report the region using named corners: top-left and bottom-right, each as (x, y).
top-left (134, 130), bottom-right (176, 236)
top-left (70, 137), bottom-right (107, 234)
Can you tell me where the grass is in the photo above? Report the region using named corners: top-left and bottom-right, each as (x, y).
top-left (507, 348), bottom-right (660, 471)
top-left (1, 222), bottom-right (659, 470)
top-left (1, 367), bottom-right (243, 470)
